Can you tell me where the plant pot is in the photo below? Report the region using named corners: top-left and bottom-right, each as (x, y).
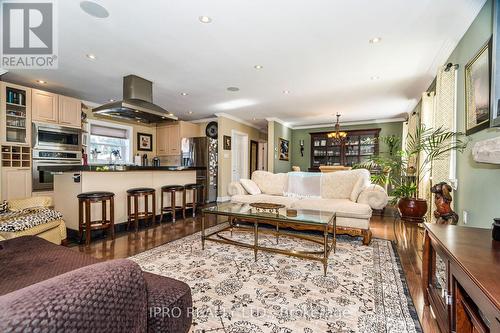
top-left (398, 197), bottom-right (428, 222)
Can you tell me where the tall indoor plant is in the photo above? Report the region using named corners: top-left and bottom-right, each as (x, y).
top-left (357, 125), bottom-right (467, 221)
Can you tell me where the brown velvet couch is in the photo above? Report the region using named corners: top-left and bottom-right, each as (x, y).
top-left (0, 236), bottom-right (192, 333)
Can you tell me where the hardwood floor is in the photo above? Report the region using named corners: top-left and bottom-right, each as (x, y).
top-left (73, 212), bottom-right (440, 332)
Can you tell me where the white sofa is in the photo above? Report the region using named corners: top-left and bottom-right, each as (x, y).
top-left (227, 169), bottom-right (388, 245)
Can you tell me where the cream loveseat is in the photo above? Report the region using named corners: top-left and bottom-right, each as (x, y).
top-left (227, 169), bottom-right (388, 245)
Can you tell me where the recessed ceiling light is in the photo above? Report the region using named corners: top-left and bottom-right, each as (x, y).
top-left (254, 65), bottom-right (263, 69)
top-left (36, 80), bottom-right (46, 84)
top-left (283, 90), bottom-right (290, 94)
top-left (227, 87), bottom-right (240, 92)
top-left (180, 92), bottom-right (188, 96)
top-left (161, 116), bottom-right (166, 119)
top-left (371, 76), bottom-right (380, 80)
top-left (199, 16), bottom-right (212, 23)
top-left (80, 1), bottom-right (109, 18)
top-left (188, 111), bottom-right (193, 115)
top-left (108, 98), bottom-right (115, 102)
top-left (134, 110), bottom-right (139, 113)
top-left (86, 53), bottom-right (96, 60)
top-left (369, 37), bottom-right (382, 44)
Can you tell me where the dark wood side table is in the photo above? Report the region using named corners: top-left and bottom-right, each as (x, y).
top-left (422, 223), bottom-right (500, 332)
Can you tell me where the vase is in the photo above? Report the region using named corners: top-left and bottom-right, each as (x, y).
top-left (398, 197), bottom-right (428, 222)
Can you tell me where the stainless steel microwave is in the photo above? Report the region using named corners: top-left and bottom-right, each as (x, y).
top-left (32, 123), bottom-right (81, 151)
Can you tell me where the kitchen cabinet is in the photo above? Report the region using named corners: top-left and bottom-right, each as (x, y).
top-left (157, 126), bottom-right (168, 155)
top-left (156, 121), bottom-right (201, 156)
top-left (32, 89), bottom-right (58, 124)
top-left (1, 167), bottom-right (31, 201)
top-left (168, 125), bottom-right (180, 155)
top-left (58, 95), bottom-right (81, 128)
top-left (32, 89), bottom-right (81, 128)
top-left (156, 124), bottom-right (180, 156)
top-left (0, 82), bottom-right (32, 146)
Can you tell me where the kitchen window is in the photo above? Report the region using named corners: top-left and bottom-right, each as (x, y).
top-left (88, 120), bottom-right (132, 164)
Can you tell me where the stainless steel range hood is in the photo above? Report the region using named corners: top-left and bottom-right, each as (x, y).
top-left (93, 75), bottom-right (177, 124)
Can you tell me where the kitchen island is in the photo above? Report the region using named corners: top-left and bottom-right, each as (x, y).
top-left (50, 166), bottom-right (204, 233)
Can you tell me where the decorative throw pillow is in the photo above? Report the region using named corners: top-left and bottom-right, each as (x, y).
top-left (240, 179), bottom-right (261, 195)
top-left (0, 200), bottom-right (8, 214)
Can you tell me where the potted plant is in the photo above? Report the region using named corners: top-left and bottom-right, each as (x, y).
top-left (356, 125), bottom-right (467, 221)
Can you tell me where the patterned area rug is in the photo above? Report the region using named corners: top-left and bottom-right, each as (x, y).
top-left (130, 224), bottom-right (422, 333)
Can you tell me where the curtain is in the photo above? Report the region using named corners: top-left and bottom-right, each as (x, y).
top-left (419, 92), bottom-right (435, 209)
top-left (425, 66), bottom-right (458, 214)
top-left (90, 124), bottom-right (129, 139)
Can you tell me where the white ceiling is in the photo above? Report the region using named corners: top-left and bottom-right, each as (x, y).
top-left (4, 0), bottom-right (486, 130)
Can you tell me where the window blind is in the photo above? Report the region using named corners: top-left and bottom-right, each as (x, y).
top-left (90, 124), bottom-right (129, 139)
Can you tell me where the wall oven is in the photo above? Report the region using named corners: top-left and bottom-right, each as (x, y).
top-left (32, 150), bottom-right (82, 192)
top-left (32, 123), bottom-right (81, 151)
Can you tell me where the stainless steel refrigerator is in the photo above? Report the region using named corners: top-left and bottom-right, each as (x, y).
top-left (181, 137), bottom-right (218, 203)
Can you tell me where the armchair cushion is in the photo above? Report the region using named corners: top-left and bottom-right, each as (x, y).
top-left (357, 184), bottom-right (389, 210)
top-left (0, 207), bottom-right (63, 233)
top-left (320, 169), bottom-right (370, 200)
top-left (239, 179), bottom-right (261, 195)
top-left (252, 171), bottom-right (288, 195)
top-left (227, 182), bottom-right (247, 196)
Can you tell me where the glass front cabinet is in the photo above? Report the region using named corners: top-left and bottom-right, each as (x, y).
top-left (309, 128), bottom-right (380, 170)
top-left (0, 82), bottom-right (32, 146)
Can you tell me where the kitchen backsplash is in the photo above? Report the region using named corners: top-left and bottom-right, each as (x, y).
top-left (159, 155), bottom-right (181, 166)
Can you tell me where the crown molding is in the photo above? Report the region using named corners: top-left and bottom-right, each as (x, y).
top-left (265, 117), bottom-right (291, 127)
top-left (292, 117), bottom-right (406, 130)
top-left (215, 112), bottom-right (264, 131)
top-left (189, 117), bottom-right (218, 124)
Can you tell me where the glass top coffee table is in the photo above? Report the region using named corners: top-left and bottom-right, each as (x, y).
top-left (202, 202), bottom-right (336, 276)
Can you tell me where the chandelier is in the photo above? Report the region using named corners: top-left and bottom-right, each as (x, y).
top-left (327, 113), bottom-right (347, 143)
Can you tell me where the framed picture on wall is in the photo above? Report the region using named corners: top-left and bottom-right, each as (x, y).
top-left (223, 135), bottom-right (231, 150)
top-left (491, 0), bottom-right (500, 127)
top-left (279, 137), bottom-right (289, 161)
top-left (465, 37), bottom-right (492, 135)
top-left (137, 132), bottom-right (153, 151)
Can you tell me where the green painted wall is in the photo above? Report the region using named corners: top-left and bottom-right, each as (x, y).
top-left (290, 121), bottom-right (404, 171)
top-left (443, 0), bottom-right (500, 228)
top-left (271, 121), bottom-right (293, 173)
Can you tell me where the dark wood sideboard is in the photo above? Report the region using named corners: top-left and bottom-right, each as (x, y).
top-left (422, 223), bottom-right (500, 333)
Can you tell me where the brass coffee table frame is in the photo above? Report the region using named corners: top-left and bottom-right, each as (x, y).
top-left (201, 208), bottom-right (336, 276)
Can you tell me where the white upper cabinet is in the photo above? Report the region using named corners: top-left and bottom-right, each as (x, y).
top-left (32, 89), bottom-right (58, 124)
top-left (58, 95), bottom-right (81, 128)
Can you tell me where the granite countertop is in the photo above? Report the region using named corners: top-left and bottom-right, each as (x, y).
top-left (38, 165), bottom-right (206, 172)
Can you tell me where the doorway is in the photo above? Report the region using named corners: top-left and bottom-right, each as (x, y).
top-left (257, 141), bottom-right (267, 171)
top-left (250, 140), bottom-right (259, 175)
top-left (231, 130), bottom-right (249, 182)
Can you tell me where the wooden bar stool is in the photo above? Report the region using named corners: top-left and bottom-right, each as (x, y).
top-left (184, 183), bottom-right (204, 218)
top-left (127, 187), bottom-right (156, 232)
top-left (160, 185), bottom-right (185, 222)
top-left (77, 191), bottom-right (115, 246)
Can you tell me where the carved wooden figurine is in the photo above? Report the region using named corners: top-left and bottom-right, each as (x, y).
top-left (430, 182), bottom-right (459, 225)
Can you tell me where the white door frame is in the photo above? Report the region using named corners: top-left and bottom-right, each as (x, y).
top-left (231, 130), bottom-right (249, 181)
